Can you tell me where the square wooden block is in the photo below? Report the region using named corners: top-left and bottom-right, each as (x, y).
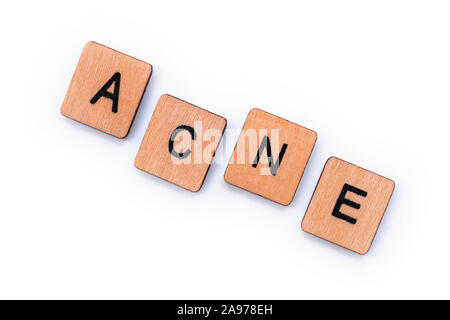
top-left (135, 94), bottom-right (227, 192)
top-left (301, 157), bottom-right (395, 254)
top-left (224, 108), bottom-right (317, 205)
top-left (61, 41), bottom-right (152, 138)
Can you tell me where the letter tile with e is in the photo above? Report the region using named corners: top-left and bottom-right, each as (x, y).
top-left (135, 94), bottom-right (227, 192)
top-left (301, 157), bottom-right (395, 254)
top-left (61, 41), bottom-right (152, 138)
top-left (224, 108), bottom-right (317, 206)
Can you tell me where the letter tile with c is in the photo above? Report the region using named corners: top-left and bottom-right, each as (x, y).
top-left (135, 94), bottom-right (226, 192)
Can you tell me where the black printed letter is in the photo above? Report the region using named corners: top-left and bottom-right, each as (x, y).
top-left (168, 125), bottom-right (196, 159)
top-left (252, 136), bottom-right (288, 176)
top-left (90, 72), bottom-right (121, 113)
top-left (332, 183), bottom-right (368, 224)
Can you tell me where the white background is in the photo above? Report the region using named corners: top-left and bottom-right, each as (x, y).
top-left (0, 0), bottom-right (448, 299)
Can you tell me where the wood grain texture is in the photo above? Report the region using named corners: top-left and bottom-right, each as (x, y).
top-left (224, 108), bottom-right (317, 205)
top-left (301, 157), bottom-right (395, 254)
top-left (135, 94), bottom-right (227, 192)
top-left (61, 41), bottom-right (152, 138)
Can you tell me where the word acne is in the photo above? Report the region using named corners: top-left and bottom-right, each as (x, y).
top-left (61, 41), bottom-right (395, 254)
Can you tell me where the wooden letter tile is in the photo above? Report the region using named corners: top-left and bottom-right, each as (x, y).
top-left (135, 94), bottom-right (227, 192)
top-left (61, 41), bottom-right (152, 138)
top-left (224, 108), bottom-right (317, 205)
top-left (301, 157), bottom-right (395, 254)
